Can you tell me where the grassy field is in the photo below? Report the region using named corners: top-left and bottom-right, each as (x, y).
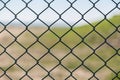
top-left (0, 15), bottom-right (120, 80)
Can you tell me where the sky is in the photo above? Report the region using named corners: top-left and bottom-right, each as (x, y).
top-left (0, 0), bottom-right (120, 26)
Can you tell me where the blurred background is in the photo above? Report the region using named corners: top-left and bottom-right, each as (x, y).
top-left (0, 0), bottom-right (120, 80)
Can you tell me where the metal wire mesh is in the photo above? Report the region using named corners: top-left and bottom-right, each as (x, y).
top-left (0, 0), bottom-right (120, 80)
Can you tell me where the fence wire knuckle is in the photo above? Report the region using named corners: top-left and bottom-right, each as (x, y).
top-left (0, 0), bottom-right (120, 80)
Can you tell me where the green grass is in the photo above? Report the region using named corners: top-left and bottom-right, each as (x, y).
top-left (42, 15), bottom-right (120, 79)
top-left (0, 15), bottom-right (120, 80)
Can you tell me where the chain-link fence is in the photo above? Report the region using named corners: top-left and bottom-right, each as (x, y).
top-left (0, 0), bottom-right (120, 80)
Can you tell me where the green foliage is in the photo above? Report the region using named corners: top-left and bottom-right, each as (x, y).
top-left (1, 15), bottom-right (120, 80)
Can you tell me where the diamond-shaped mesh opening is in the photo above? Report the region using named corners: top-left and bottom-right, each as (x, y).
top-left (39, 31), bottom-right (59, 48)
top-left (39, 8), bottom-right (59, 26)
top-left (108, 14), bottom-right (120, 26)
top-left (73, 19), bottom-right (90, 27)
top-left (50, 0), bottom-right (70, 14)
top-left (95, 66), bottom-right (116, 80)
top-left (28, 0), bottom-right (47, 14)
top-left (28, 20), bottom-right (48, 37)
top-left (0, 8), bottom-right (14, 25)
top-left (73, 66), bottom-right (93, 80)
top-left (95, 20), bottom-right (116, 38)
top-left (106, 8), bottom-right (120, 26)
top-left (0, 30), bottom-right (15, 47)
top-left (84, 54), bottom-right (104, 72)
top-left (50, 42), bottom-right (70, 60)
top-left (17, 8), bottom-right (37, 25)
top-left (6, 42), bottom-right (25, 59)
top-left (39, 53), bottom-right (59, 71)
top-left (73, 24), bottom-right (93, 37)
top-left (62, 30), bottom-right (82, 48)
top-left (73, 0), bottom-right (92, 14)
top-left (28, 42), bottom-right (48, 59)
top-left (6, 0), bottom-right (25, 14)
top-left (6, 64), bottom-right (25, 80)
top-left (84, 8), bottom-right (104, 26)
top-left (62, 8), bottom-right (82, 26)
top-left (28, 65), bottom-right (47, 79)
top-left (62, 54), bottom-right (81, 71)
top-left (95, 43), bottom-right (116, 61)
top-left (73, 43), bottom-right (93, 60)
top-left (107, 32), bottom-right (120, 49)
top-left (17, 53), bottom-right (36, 70)
top-left (84, 31), bottom-right (104, 49)
top-left (50, 20), bottom-right (71, 37)
top-left (17, 31), bottom-right (36, 48)
top-left (107, 55), bottom-right (120, 72)
top-left (50, 65), bottom-right (70, 80)
top-left (0, 53), bottom-right (14, 70)
top-left (6, 21), bottom-right (26, 37)
top-left (95, 0), bottom-right (116, 14)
